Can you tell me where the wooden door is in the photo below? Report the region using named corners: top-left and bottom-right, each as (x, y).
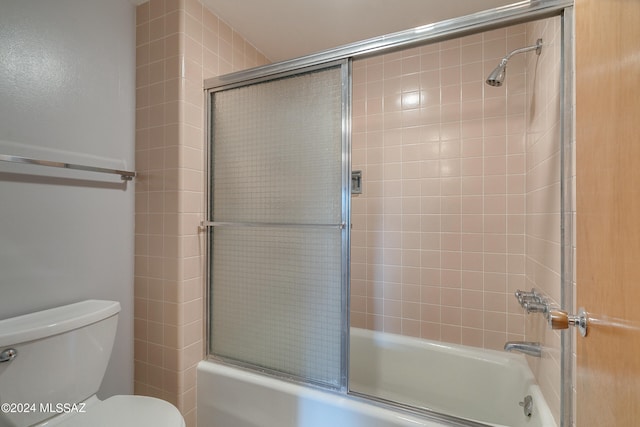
top-left (575, 0), bottom-right (640, 426)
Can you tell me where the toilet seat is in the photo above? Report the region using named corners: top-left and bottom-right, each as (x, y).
top-left (45, 395), bottom-right (185, 427)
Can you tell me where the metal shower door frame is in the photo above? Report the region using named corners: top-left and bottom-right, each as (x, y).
top-left (204, 59), bottom-right (353, 392)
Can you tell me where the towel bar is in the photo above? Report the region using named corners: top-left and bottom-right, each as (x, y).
top-left (0, 154), bottom-right (136, 181)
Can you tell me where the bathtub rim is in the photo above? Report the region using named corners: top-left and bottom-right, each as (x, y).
top-left (349, 326), bottom-right (532, 369)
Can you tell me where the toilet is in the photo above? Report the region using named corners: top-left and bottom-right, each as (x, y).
top-left (0, 300), bottom-right (185, 427)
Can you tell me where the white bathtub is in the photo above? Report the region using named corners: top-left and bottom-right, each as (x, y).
top-left (350, 328), bottom-right (556, 427)
top-left (197, 328), bottom-right (556, 427)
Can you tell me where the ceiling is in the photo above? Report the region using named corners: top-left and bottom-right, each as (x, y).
top-left (200, 0), bottom-right (521, 62)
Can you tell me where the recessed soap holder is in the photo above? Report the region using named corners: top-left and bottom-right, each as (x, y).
top-left (351, 170), bottom-right (362, 194)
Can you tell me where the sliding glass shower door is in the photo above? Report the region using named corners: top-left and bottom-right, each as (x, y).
top-left (206, 61), bottom-right (350, 389)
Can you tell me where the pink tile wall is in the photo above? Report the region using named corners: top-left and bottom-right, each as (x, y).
top-left (135, 1), bottom-right (269, 426)
top-left (524, 16), bottom-right (563, 425)
top-left (352, 15), bottom-right (564, 421)
top-left (351, 24), bottom-right (531, 351)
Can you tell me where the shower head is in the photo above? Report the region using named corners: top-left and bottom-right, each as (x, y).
top-left (486, 58), bottom-right (508, 87)
top-left (485, 38), bottom-right (543, 87)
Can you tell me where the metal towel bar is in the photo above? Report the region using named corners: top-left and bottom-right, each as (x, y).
top-left (201, 221), bottom-right (346, 229)
top-left (0, 154), bottom-right (136, 181)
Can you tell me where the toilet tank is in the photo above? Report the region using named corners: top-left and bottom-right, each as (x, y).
top-left (0, 300), bottom-right (120, 427)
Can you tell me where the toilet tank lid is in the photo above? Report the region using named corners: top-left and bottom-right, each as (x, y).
top-left (0, 300), bottom-right (121, 347)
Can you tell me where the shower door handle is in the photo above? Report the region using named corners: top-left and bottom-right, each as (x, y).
top-left (200, 221), bottom-right (346, 229)
top-left (548, 308), bottom-right (589, 337)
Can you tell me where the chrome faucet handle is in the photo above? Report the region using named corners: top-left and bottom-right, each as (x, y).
top-left (523, 301), bottom-right (548, 314)
top-left (515, 289), bottom-right (535, 304)
top-left (515, 289), bottom-right (544, 307)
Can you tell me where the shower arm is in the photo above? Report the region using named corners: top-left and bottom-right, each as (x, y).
top-left (501, 38), bottom-right (543, 62)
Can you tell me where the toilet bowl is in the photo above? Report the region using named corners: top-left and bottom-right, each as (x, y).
top-left (0, 300), bottom-right (185, 427)
top-left (35, 395), bottom-right (184, 427)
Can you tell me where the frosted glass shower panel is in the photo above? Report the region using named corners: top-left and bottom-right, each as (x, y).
top-left (212, 69), bottom-right (343, 224)
top-left (211, 227), bottom-right (343, 386)
top-left (209, 65), bottom-right (346, 388)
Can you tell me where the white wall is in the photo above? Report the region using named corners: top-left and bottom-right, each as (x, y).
top-left (0, 0), bottom-right (136, 397)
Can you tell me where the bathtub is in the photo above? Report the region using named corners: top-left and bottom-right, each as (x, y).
top-left (197, 328), bottom-right (556, 427)
top-left (350, 328), bottom-right (556, 427)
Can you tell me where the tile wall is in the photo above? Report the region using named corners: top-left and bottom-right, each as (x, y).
top-left (350, 15), bottom-right (564, 425)
top-left (524, 16), bottom-right (563, 425)
top-left (350, 24), bottom-right (531, 350)
top-left (134, 0), bottom-right (268, 425)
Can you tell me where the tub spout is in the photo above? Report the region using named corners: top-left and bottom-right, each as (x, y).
top-left (504, 341), bottom-right (542, 357)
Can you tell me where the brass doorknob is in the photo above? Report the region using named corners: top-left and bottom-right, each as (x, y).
top-left (547, 308), bottom-right (588, 337)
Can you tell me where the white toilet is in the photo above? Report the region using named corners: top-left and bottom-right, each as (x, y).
top-left (0, 300), bottom-right (185, 427)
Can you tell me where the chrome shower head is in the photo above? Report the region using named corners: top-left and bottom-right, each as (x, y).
top-left (486, 58), bottom-right (508, 87)
top-left (486, 38), bottom-right (543, 87)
